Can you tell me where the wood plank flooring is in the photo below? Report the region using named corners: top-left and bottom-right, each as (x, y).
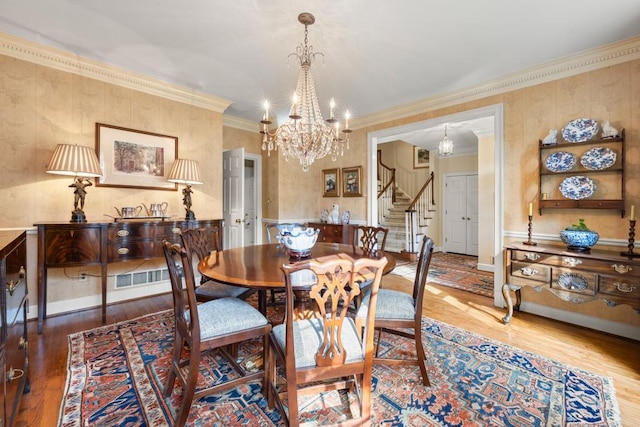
top-left (15, 274), bottom-right (640, 426)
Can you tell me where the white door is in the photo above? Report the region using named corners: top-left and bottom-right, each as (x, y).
top-left (444, 173), bottom-right (478, 255)
top-left (223, 148), bottom-right (244, 249)
top-left (243, 158), bottom-right (256, 246)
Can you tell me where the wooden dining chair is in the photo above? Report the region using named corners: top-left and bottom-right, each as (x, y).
top-left (180, 227), bottom-right (261, 307)
top-left (265, 255), bottom-right (387, 426)
top-left (161, 240), bottom-right (272, 427)
top-left (355, 236), bottom-right (435, 386)
top-left (264, 222), bottom-right (308, 305)
top-left (351, 225), bottom-right (389, 309)
top-left (352, 225), bottom-right (389, 256)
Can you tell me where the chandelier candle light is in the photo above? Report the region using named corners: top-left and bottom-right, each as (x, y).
top-left (260, 12), bottom-right (351, 172)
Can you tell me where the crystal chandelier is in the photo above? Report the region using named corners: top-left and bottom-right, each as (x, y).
top-left (438, 124), bottom-right (454, 156)
top-left (260, 12), bottom-right (351, 172)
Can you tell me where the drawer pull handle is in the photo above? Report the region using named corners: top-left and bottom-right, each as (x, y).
top-left (172, 227), bottom-right (182, 234)
top-left (19, 266), bottom-right (25, 279)
top-left (18, 336), bottom-right (26, 350)
top-left (562, 257), bottom-right (582, 267)
top-left (117, 248), bottom-right (130, 255)
top-left (611, 264), bottom-right (632, 274)
top-left (524, 253), bottom-right (540, 261)
top-left (614, 282), bottom-right (635, 293)
top-left (520, 267), bottom-right (538, 276)
top-left (117, 229), bottom-right (130, 237)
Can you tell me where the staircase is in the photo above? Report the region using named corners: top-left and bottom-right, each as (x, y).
top-left (380, 187), bottom-right (411, 253)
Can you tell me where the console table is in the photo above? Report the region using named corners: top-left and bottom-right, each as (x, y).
top-left (35, 219), bottom-right (222, 334)
top-left (503, 243), bottom-right (640, 323)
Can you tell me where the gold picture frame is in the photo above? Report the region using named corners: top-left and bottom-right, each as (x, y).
top-left (414, 146), bottom-right (429, 169)
top-left (322, 168), bottom-right (340, 197)
top-left (95, 123), bottom-right (178, 190)
top-left (342, 166), bottom-right (362, 197)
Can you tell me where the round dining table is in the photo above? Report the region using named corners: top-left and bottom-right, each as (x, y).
top-left (197, 242), bottom-right (396, 288)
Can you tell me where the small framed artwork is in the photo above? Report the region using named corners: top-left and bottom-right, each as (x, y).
top-left (342, 166), bottom-right (362, 197)
top-left (95, 123), bottom-right (178, 190)
top-left (413, 146), bottom-right (429, 169)
top-left (322, 168), bottom-right (340, 197)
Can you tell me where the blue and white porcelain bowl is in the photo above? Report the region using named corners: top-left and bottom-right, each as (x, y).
top-left (281, 227), bottom-right (320, 258)
top-left (559, 229), bottom-right (599, 252)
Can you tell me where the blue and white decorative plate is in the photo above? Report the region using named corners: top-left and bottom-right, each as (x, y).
top-left (580, 147), bottom-right (616, 170)
top-left (559, 176), bottom-right (596, 200)
top-left (545, 151), bottom-right (576, 172)
top-left (561, 118), bottom-right (599, 143)
top-left (557, 272), bottom-right (589, 291)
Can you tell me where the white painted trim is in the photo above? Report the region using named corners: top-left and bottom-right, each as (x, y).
top-left (245, 152), bottom-right (263, 244)
top-left (27, 282), bottom-right (169, 321)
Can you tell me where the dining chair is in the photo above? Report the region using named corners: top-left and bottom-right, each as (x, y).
top-left (352, 225), bottom-right (389, 256)
top-left (265, 255), bottom-right (387, 426)
top-left (161, 240), bottom-right (272, 427)
top-left (180, 227), bottom-right (264, 311)
top-left (265, 222), bottom-right (308, 305)
top-left (355, 236), bottom-right (434, 386)
top-left (351, 225), bottom-right (389, 309)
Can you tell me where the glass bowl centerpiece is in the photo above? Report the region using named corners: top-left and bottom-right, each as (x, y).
top-left (281, 226), bottom-right (320, 258)
top-left (559, 219), bottom-right (599, 252)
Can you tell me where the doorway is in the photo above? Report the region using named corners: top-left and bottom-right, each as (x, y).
top-left (222, 148), bottom-right (262, 249)
top-left (366, 104), bottom-right (504, 306)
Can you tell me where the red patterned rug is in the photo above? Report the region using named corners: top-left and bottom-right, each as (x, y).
top-left (59, 309), bottom-right (620, 426)
top-left (393, 252), bottom-right (494, 298)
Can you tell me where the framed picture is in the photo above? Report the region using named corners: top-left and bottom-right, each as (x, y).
top-left (322, 168), bottom-right (340, 197)
top-left (414, 146), bottom-right (429, 169)
top-left (95, 123), bottom-right (178, 190)
top-left (342, 166), bottom-right (362, 197)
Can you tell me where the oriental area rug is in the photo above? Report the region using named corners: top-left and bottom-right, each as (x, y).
top-left (59, 310), bottom-right (620, 426)
top-left (394, 252), bottom-right (494, 298)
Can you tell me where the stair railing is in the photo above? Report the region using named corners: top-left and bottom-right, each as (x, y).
top-left (377, 159), bottom-right (396, 224)
top-left (405, 171), bottom-right (435, 253)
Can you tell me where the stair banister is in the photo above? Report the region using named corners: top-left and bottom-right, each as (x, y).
top-left (405, 171), bottom-right (435, 252)
top-left (377, 159), bottom-right (396, 225)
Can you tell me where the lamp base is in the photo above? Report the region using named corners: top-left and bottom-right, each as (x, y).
top-left (70, 209), bottom-right (87, 223)
top-left (185, 209), bottom-right (196, 221)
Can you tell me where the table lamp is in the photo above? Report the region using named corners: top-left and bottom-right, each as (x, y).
top-left (46, 144), bottom-right (102, 223)
top-left (167, 159), bottom-right (203, 220)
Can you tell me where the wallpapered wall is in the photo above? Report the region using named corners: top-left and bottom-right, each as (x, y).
top-left (1, 48), bottom-right (639, 329)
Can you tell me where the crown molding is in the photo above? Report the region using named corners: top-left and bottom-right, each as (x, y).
top-left (223, 115), bottom-right (258, 132)
top-left (351, 35), bottom-right (640, 130)
top-left (0, 32), bottom-right (231, 113)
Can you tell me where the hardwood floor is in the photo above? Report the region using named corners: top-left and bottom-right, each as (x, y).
top-left (16, 275), bottom-right (640, 426)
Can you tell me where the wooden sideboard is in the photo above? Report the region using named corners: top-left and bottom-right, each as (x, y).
top-left (503, 243), bottom-right (640, 323)
top-left (1, 230), bottom-right (29, 426)
top-left (308, 222), bottom-right (354, 244)
top-left (35, 219), bottom-right (222, 334)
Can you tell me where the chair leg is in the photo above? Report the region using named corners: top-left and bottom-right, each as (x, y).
top-left (163, 335), bottom-right (182, 397)
top-left (414, 324), bottom-right (431, 387)
top-left (174, 350), bottom-right (200, 427)
top-left (263, 334), bottom-right (271, 405)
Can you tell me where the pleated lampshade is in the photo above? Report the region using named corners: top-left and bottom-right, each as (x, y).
top-left (167, 159), bottom-right (203, 185)
top-left (46, 144), bottom-right (102, 177)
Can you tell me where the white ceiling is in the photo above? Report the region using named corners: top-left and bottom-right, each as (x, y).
top-left (1, 1), bottom-right (639, 150)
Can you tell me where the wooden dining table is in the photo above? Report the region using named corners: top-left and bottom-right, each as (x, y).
top-left (198, 242), bottom-right (396, 315)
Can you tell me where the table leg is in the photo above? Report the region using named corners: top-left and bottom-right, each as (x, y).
top-left (502, 283), bottom-right (521, 324)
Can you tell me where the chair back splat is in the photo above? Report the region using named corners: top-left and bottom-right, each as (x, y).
top-left (180, 227), bottom-right (261, 308)
top-left (356, 236), bottom-right (435, 387)
top-left (265, 255), bottom-right (387, 426)
top-left (162, 240), bottom-right (271, 427)
top-left (353, 225), bottom-right (389, 256)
